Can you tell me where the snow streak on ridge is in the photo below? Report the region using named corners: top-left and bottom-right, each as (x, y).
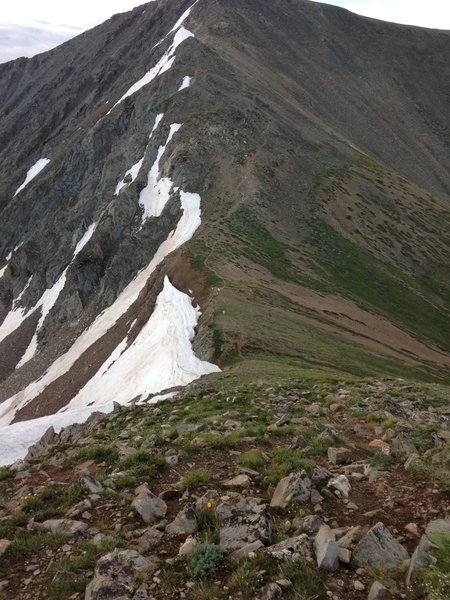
top-left (115, 113), bottom-right (164, 195)
top-left (0, 124), bottom-right (217, 433)
top-left (14, 158), bottom-right (50, 197)
top-left (109, 0), bottom-right (199, 113)
top-left (139, 123), bottom-right (181, 222)
top-left (0, 224), bottom-right (97, 359)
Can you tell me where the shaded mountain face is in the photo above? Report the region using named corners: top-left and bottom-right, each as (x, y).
top-left (0, 0), bottom-right (449, 461)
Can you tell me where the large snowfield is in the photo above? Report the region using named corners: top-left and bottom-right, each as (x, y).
top-left (0, 1), bottom-right (218, 465)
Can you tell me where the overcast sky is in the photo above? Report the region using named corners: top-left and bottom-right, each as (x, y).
top-left (0, 0), bottom-right (449, 64)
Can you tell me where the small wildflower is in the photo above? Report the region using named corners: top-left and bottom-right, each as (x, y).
top-left (207, 499), bottom-right (213, 509)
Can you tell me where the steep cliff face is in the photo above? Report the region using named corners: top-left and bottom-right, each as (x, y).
top-left (0, 0), bottom-right (449, 462)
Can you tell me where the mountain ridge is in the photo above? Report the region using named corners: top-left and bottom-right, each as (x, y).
top-left (0, 0), bottom-right (449, 460)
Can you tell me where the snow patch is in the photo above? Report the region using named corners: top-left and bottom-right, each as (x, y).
top-left (66, 277), bottom-right (219, 409)
top-left (17, 223), bottom-right (97, 367)
top-left (115, 113), bottom-right (164, 195)
top-left (0, 404), bottom-right (114, 467)
top-left (178, 76), bottom-right (192, 91)
top-left (0, 277), bottom-right (34, 345)
top-left (14, 158), bottom-right (50, 197)
top-left (169, 0), bottom-right (199, 35)
top-left (0, 172), bottom-right (205, 427)
top-left (139, 123), bottom-right (181, 222)
top-left (109, 27), bottom-right (194, 112)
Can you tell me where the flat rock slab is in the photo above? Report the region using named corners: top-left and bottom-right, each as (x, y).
top-left (40, 519), bottom-right (88, 539)
top-left (352, 522), bottom-right (409, 569)
top-left (426, 518), bottom-right (450, 535)
top-left (223, 474), bottom-right (251, 488)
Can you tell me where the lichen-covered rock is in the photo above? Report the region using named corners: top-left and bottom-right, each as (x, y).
top-left (85, 549), bottom-right (154, 600)
top-left (265, 534), bottom-right (312, 561)
top-left (218, 497), bottom-right (272, 552)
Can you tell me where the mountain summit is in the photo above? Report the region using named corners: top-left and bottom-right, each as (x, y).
top-left (0, 0), bottom-right (449, 463)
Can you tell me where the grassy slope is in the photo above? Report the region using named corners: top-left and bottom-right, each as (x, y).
top-left (186, 154), bottom-right (450, 383)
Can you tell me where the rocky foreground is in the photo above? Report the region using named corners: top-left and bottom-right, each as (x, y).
top-left (0, 377), bottom-right (448, 599)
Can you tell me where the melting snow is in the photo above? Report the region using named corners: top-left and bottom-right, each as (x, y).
top-left (0, 118), bottom-right (220, 465)
top-left (17, 223), bottom-right (97, 367)
top-left (14, 158), bottom-right (50, 197)
top-left (66, 277), bottom-right (219, 410)
top-left (0, 404), bottom-right (114, 467)
top-left (139, 123), bottom-right (181, 222)
top-left (168, 0), bottom-right (199, 35)
top-left (115, 158), bottom-right (144, 195)
top-left (115, 113), bottom-right (164, 195)
top-left (110, 27), bottom-right (194, 112)
top-left (178, 76), bottom-right (192, 91)
top-left (0, 179), bottom-right (205, 428)
top-left (0, 225), bottom-right (97, 363)
top-left (0, 277), bottom-right (33, 344)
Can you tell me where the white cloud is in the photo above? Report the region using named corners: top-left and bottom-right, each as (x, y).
top-left (0, 0), bottom-right (154, 63)
top-left (317, 0), bottom-right (450, 29)
top-left (0, 0), bottom-right (448, 63)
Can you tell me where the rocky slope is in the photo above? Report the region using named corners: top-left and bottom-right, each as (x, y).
top-left (0, 0), bottom-right (449, 523)
top-left (0, 373), bottom-right (448, 599)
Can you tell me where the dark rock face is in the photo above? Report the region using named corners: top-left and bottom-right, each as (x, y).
top-left (0, 0), bottom-right (450, 422)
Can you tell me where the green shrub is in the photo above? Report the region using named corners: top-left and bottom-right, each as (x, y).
top-left (0, 467), bottom-right (14, 481)
top-left (266, 448), bottom-right (315, 485)
top-left (180, 470), bottom-right (211, 492)
top-left (237, 449), bottom-right (265, 470)
top-left (20, 485), bottom-right (82, 521)
top-left (197, 505), bottom-right (221, 544)
top-left (48, 578), bottom-right (88, 600)
top-left (74, 444), bottom-right (119, 465)
top-left (370, 451), bottom-right (395, 470)
top-left (188, 543), bottom-right (224, 579)
top-left (122, 451), bottom-right (166, 480)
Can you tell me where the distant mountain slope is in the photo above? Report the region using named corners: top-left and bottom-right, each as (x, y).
top-left (0, 0), bottom-right (449, 461)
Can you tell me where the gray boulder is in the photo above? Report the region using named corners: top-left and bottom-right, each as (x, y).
top-left (166, 504), bottom-right (197, 536)
top-left (327, 474), bottom-right (351, 499)
top-left (79, 475), bottom-right (104, 494)
top-left (270, 471), bottom-right (311, 508)
top-left (39, 519), bottom-right (88, 540)
top-left (352, 522), bottom-right (409, 569)
top-left (132, 485), bottom-right (167, 524)
top-left (135, 527), bottom-right (163, 553)
top-left (406, 535), bottom-right (437, 585)
top-left (314, 525), bottom-right (339, 571)
top-left (368, 581), bottom-right (392, 600)
top-left (426, 518), bottom-right (450, 535)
